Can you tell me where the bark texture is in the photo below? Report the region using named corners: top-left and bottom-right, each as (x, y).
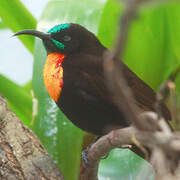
top-left (0, 95), bottom-right (64, 180)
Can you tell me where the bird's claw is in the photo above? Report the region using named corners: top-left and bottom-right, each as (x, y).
top-left (81, 147), bottom-right (89, 166)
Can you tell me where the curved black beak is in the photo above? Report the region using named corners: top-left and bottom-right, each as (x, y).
top-left (13, 30), bottom-right (51, 40)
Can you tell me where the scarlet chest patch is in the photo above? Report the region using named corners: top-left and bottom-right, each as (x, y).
top-left (43, 52), bottom-right (65, 102)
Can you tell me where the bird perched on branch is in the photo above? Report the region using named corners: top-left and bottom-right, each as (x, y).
top-left (14, 23), bottom-right (171, 136)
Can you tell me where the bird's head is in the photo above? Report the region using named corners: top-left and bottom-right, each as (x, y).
top-left (14, 23), bottom-right (101, 55)
top-left (14, 23), bottom-right (103, 102)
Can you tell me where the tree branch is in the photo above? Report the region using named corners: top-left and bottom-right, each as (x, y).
top-left (80, 0), bottom-right (180, 179)
top-left (0, 95), bottom-right (64, 180)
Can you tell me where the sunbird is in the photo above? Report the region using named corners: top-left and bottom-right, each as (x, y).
top-left (14, 23), bottom-right (171, 137)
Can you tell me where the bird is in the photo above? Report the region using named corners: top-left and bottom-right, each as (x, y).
top-left (14, 23), bottom-right (171, 136)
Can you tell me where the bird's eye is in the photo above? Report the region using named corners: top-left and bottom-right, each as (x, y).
top-left (62, 35), bottom-right (71, 42)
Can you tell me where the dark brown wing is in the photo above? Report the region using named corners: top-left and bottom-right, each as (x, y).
top-left (121, 62), bottom-right (171, 120)
top-left (66, 53), bottom-right (171, 121)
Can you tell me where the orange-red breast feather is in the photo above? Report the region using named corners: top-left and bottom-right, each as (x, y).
top-left (43, 52), bottom-right (65, 102)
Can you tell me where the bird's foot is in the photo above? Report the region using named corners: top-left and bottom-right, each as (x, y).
top-left (81, 145), bottom-right (90, 166)
top-left (80, 146), bottom-right (91, 174)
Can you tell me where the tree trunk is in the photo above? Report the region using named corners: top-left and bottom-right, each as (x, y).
top-left (0, 95), bottom-right (64, 180)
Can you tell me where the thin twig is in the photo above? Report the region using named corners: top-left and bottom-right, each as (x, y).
top-left (169, 81), bottom-right (180, 128)
top-left (80, 125), bottom-right (180, 179)
top-left (155, 65), bottom-right (180, 119)
top-left (103, 0), bottom-right (146, 130)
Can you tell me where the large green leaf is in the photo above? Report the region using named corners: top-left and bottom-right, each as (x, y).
top-left (23, 80), bottom-right (32, 93)
top-left (99, 149), bottom-right (154, 180)
top-left (0, 0), bottom-right (37, 53)
top-left (0, 0), bottom-right (36, 124)
top-left (98, 0), bottom-right (180, 90)
top-left (31, 1), bottom-right (106, 180)
top-left (0, 74), bottom-right (32, 125)
top-left (0, 21), bottom-right (7, 29)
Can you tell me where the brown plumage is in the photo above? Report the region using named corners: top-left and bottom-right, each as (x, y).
top-left (14, 23), bottom-right (171, 136)
top-left (58, 48), bottom-right (171, 135)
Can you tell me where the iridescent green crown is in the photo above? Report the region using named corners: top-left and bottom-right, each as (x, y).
top-left (48, 23), bottom-right (70, 50)
top-left (48, 23), bottom-right (70, 33)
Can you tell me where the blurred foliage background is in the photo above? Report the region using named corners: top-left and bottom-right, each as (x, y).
top-left (0, 0), bottom-right (180, 179)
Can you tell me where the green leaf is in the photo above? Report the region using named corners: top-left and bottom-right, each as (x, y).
top-left (0, 74), bottom-right (32, 125)
top-left (165, 3), bottom-right (180, 104)
top-left (99, 149), bottom-right (154, 180)
top-left (31, 0), bottom-right (107, 180)
top-left (98, 0), bottom-right (180, 91)
top-left (7, 101), bottom-right (31, 126)
top-left (0, 21), bottom-right (7, 29)
top-left (98, 0), bottom-right (124, 49)
top-left (0, 0), bottom-right (37, 53)
top-left (23, 80), bottom-right (32, 93)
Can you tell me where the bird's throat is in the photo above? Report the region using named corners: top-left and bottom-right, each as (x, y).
top-left (43, 52), bottom-right (66, 102)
